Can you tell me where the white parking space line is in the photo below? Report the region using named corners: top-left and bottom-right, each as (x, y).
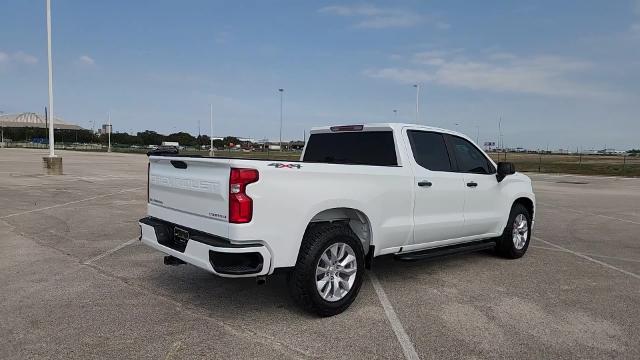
top-left (368, 272), bottom-right (420, 360)
top-left (83, 237), bottom-right (139, 265)
top-left (533, 236), bottom-right (640, 280)
top-left (537, 202), bottom-right (640, 226)
top-left (531, 245), bottom-right (640, 263)
top-left (0, 187), bottom-right (144, 219)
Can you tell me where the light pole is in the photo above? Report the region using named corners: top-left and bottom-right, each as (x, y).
top-left (278, 88), bottom-right (284, 151)
top-left (209, 103), bottom-right (214, 156)
top-left (413, 84), bottom-right (420, 124)
top-left (498, 116), bottom-right (503, 150)
top-left (393, 109), bottom-right (398, 118)
top-left (107, 111), bottom-right (112, 152)
top-left (1, 110), bottom-right (5, 145)
top-left (46, 0), bottom-right (55, 157)
top-left (42, 0), bottom-right (62, 174)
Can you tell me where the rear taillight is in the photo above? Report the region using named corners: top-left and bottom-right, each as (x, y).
top-left (229, 168), bottom-right (259, 223)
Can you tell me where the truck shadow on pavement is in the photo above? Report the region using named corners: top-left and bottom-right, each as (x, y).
top-left (141, 249), bottom-right (498, 320)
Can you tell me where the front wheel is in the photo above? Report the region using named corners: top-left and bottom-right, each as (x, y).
top-left (288, 223), bottom-right (365, 317)
top-left (496, 203), bottom-right (532, 259)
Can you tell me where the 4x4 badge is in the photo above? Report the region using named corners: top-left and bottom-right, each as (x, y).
top-left (268, 163), bottom-right (302, 169)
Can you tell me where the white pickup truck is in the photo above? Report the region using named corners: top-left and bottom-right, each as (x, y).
top-left (139, 123), bottom-right (535, 316)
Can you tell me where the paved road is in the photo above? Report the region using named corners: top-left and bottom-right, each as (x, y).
top-left (1, 149), bottom-right (638, 359)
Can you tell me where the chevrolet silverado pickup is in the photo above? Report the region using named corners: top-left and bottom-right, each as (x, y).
top-left (139, 123), bottom-right (535, 316)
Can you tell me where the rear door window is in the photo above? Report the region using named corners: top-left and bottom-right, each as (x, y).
top-left (407, 131), bottom-right (452, 171)
top-left (303, 131), bottom-right (397, 166)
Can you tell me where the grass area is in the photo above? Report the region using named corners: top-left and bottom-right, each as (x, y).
top-left (5, 142), bottom-right (638, 177)
top-left (489, 152), bottom-right (640, 177)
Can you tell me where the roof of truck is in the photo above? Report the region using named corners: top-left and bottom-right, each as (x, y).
top-left (309, 123), bottom-right (472, 141)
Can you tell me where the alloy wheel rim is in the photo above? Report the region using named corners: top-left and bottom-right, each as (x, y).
top-left (512, 214), bottom-right (529, 250)
top-left (315, 242), bottom-right (357, 302)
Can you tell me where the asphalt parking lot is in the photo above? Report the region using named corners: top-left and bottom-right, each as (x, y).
top-left (1, 148), bottom-right (639, 359)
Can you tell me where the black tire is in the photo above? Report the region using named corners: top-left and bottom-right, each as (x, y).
top-left (496, 203), bottom-right (532, 259)
top-left (288, 223), bottom-right (365, 317)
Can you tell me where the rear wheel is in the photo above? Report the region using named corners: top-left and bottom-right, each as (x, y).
top-left (288, 223), bottom-right (364, 317)
top-left (496, 203), bottom-right (531, 259)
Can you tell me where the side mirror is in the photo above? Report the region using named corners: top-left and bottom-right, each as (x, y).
top-left (496, 162), bottom-right (515, 182)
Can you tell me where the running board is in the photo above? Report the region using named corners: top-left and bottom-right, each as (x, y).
top-left (394, 240), bottom-right (496, 262)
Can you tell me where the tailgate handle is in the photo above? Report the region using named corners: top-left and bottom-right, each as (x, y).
top-left (170, 160), bottom-right (187, 169)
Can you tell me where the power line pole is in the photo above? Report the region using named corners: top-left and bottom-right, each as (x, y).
top-left (278, 88), bottom-right (284, 151)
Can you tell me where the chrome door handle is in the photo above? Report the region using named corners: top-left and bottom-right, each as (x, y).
top-left (418, 180), bottom-right (432, 187)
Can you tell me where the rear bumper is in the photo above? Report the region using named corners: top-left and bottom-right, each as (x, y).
top-left (139, 217), bottom-right (272, 278)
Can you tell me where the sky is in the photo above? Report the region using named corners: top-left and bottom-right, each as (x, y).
top-left (1, 0), bottom-right (639, 150)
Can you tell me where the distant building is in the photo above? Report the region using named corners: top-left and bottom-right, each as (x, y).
top-left (600, 148), bottom-right (626, 155)
top-left (0, 112), bottom-right (83, 130)
top-left (583, 149), bottom-right (626, 155)
top-left (483, 141), bottom-right (497, 151)
top-left (98, 124), bottom-right (112, 135)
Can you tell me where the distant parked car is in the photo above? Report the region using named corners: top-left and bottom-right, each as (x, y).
top-left (147, 145), bottom-right (178, 156)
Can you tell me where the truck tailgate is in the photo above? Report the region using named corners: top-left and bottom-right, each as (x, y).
top-left (148, 157), bottom-right (230, 223)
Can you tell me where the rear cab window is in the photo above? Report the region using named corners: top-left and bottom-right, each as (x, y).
top-left (407, 130), bottom-right (453, 171)
top-left (303, 131), bottom-right (398, 166)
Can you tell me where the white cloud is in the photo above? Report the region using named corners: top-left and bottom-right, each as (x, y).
top-left (365, 51), bottom-right (620, 100)
top-left (319, 4), bottom-right (443, 29)
top-left (0, 50), bottom-right (38, 65)
top-left (364, 67), bottom-right (433, 83)
top-left (413, 50), bottom-right (462, 66)
top-left (78, 55), bottom-right (95, 65)
top-left (12, 51), bottom-right (38, 64)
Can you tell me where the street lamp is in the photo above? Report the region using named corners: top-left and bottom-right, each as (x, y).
top-left (413, 84), bottom-right (420, 124)
top-left (393, 109), bottom-right (398, 118)
top-left (278, 88), bottom-right (284, 151)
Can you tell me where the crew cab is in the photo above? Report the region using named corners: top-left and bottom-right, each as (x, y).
top-left (139, 123), bottom-right (535, 316)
